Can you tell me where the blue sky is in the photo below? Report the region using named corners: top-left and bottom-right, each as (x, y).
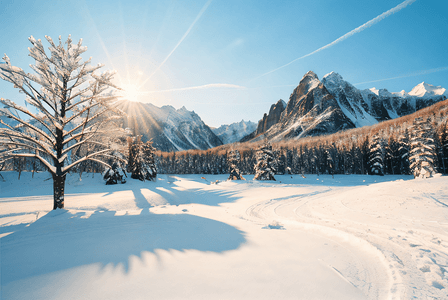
top-left (1, 0), bottom-right (447, 127)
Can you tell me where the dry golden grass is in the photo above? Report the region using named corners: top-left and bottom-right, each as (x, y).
top-left (156, 99), bottom-right (448, 156)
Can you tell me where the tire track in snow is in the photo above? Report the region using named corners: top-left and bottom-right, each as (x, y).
top-left (243, 187), bottom-right (397, 299)
top-left (278, 186), bottom-right (448, 299)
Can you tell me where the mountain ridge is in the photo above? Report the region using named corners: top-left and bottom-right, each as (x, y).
top-left (242, 71), bottom-right (447, 143)
top-left (212, 120), bottom-right (257, 144)
top-left (119, 101), bottom-right (223, 152)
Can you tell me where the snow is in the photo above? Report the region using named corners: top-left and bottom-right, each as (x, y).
top-left (306, 76), bottom-right (320, 92)
top-left (408, 82), bottom-right (447, 98)
top-left (212, 120), bottom-right (257, 144)
top-left (321, 72), bottom-right (378, 128)
top-left (392, 90), bottom-right (409, 98)
top-left (322, 71), bottom-right (344, 86)
top-left (369, 87), bottom-right (380, 96)
top-left (1, 172), bottom-right (448, 299)
top-left (335, 95), bottom-right (378, 128)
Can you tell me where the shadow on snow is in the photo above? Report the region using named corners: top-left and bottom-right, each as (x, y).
top-left (2, 208), bottom-right (246, 285)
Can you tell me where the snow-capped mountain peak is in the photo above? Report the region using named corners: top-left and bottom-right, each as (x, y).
top-left (378, 88), bottom-right (392, 98)
top-left (244, 70), bottom-right (448, 144)
top-left (119, 101), bottom-right (222, 152)
top-left (408, 82), bottom-right (447, 98)
top-left (369, 87), bottom-right (380, 96)
top-left (322, 71), bottom-right (344, 86)
top-left (212, 119), bottom-right (257, 144)
top-left (300, 71), bottom-right (320, 95)
top-left (392, 90), bottom-right (409, 98)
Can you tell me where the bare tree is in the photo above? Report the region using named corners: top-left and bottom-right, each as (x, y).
top-left (0, 35), bottom-right (125, 209)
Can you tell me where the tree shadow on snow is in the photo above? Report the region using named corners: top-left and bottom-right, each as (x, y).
top-left (1, 208), bottom-right (246, 285)
top-left (89, 175), bottom-right (243, 208)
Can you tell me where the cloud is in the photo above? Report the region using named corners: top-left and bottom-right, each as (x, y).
top-left (253, 0), bottom-right (417, 81)
top-left (139, 83), bottom-right (246, 94)
top-left (354, 66), bottom-right (448, 85)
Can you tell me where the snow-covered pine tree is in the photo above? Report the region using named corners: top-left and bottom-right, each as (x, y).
top-left (143, 140), bottom-right (157, 181)
top-left (368, 132), bottom-right (385, 175)
top-left (438, 120), bottom-right (448, 174)
top-left (325, 148), bottom-right (334, 178)
top-left (227, 149), bottom-right (244, 180)
top-left (385, 135), bottom-right (400, 175)
top-left (0, 35), bottom-right (125, 209)
top-left (103, 161), bottom-right (127, 185)
top-left (128, 136), bottom-right (157, 181)
top-left (398, 128), bottom-right (411, 175)
top-left (254, 141), bottom-right (276, 181)
top-left (409, 117), bottom-right (437, 178)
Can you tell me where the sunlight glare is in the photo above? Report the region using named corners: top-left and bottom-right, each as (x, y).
top-left (120, 83), bottom-right (142, 102)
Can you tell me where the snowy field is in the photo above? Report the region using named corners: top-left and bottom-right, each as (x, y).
top-left (1, 172), bottom-right (448, 299)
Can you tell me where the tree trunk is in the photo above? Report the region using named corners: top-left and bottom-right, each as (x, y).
top-left (53, 174), bottom-right (66, 210)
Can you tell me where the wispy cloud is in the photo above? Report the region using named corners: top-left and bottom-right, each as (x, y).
top-left (139, 0), bottom-right (213, 88)
top-left (252, 0), bottom-right (417, 81)
top-left (354, 66), bottom-right (448, 86)
top-left (138, 83), bottom-right (246, 94)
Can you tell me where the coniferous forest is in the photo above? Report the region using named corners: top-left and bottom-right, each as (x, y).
top-left (156, 101), bottom-right (448, 178)
top-left (2, 99), bottom-right (448, 180)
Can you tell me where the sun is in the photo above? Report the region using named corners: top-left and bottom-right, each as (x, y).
top-left (120, 83), bottom-right (141, 102)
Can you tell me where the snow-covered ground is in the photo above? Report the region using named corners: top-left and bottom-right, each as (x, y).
top-left (1, 172), bottom-right (448, 299)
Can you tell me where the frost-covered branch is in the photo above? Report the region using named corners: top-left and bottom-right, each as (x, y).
top-left (62, 148), bottom-right (113, 174)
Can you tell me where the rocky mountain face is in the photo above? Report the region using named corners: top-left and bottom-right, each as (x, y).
top-left (245, 71), bottom-right (355, 142)
top-left (243, 71), bottom-right (447, 142)
top-left (256, 99), bottom-right (286, 135)
top-left (119, 101), bottom-right (223, 152)
top-left (323, 72), bottom-right (447, 124)
top-left (212, 120), bottom-right (257, 144)
top-left (242, 100), bottom-right (286, 142)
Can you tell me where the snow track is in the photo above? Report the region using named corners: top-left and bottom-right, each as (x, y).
top-left (241, 180), bottom-right (448, 299)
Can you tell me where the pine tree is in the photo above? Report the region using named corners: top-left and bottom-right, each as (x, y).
top-left (143, 140), bottom-right (157, 181)
top-left (0, 35), bottom-right (124, 209)
top-left (409, 117), bottom-right (437, 178)
top-left (128, 137), bottom-right (157, 181)
top-left (398, 128), bottom-right (411, 175)
top-left (103, 161), bottom-right (127, 185)
top-left (325, 148), bottom-right (334, 178)
top-left (227, 149), bottom-right (244, 180)
top-left (254, 142), bottom-right (276, 181)
top-left (368, 132), bottom-right (385, 175)
top-left (436, 120), bottom-right (448, 174)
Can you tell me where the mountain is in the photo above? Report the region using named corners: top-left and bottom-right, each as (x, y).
top-left (243, 71), bottom-right (355, 142)
top-left (212, 120), bottom-right (257, 144)
top-left (119, 101), bottom-right (223, 152)
top-left (242, 71), bottom-right (447, 142)
top-left (241, 100), bottom-right (286, 142)
top-left (408, 82), bottom-right (447, 98)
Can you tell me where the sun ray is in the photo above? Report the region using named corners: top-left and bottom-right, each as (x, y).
top-left (138, 0), bottom-right (213, 90)
top-left (82, 0), bottom-right (123, 83)
top-left (118, 1), bottom-right (132, 86)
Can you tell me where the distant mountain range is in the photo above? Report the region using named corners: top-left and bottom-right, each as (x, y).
top-left (242, 71), bottom-right (447, 143)
top-left (211, 120), bottom-right (257, 144)
top-left (118, 72), bottom-right (447, 151)
top-left (3, 71), bottom-right (446, 153)
top-left (119, 101), bottom-right (223, 152)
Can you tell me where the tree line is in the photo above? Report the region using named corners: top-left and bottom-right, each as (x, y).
top-left (156, 109), bottom-right (448, 178)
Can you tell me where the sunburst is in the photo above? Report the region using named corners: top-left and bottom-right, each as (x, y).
top-left (119, 83), bottom-right (142, 102)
